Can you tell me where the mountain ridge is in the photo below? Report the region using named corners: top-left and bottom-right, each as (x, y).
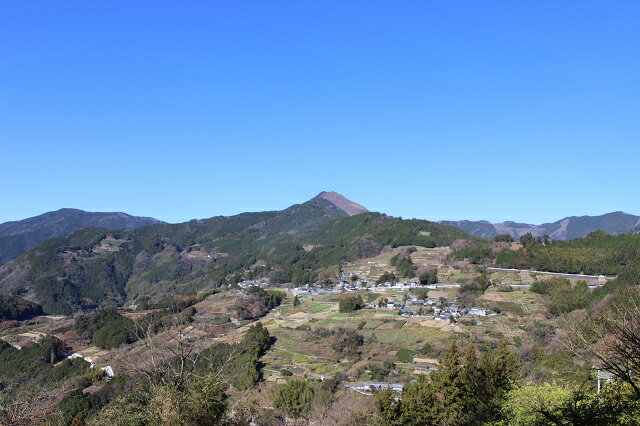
top-left (0, 208), bottom-right (162, 264)
top-left (440, 211), bottom-right (640, 240)
top-left (0, 193), bottom-right (475, 314)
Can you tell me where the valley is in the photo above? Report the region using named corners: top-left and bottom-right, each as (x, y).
top-left (0, 194), bottom-right (639, 425)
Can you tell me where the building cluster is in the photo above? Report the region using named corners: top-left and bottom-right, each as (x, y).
top-left (345, 382), bottom-right (404, 395)
top-left (237, 279), bottom-right (269, 289)
top-left (368, 294), bottom-right (494, 322)
top-left (291, 284), bottom-right (335, 296)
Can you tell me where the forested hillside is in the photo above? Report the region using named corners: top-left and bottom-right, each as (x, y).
top-left (0, 197), bottom-right (474, 314)
top-left (495, 231), bottom-right (640, 275)
top-left (0, 208), bottom-right (161, 264)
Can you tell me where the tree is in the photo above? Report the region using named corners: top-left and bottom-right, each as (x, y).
top-left (272, 380), bottom-right (315, 418)
top-left (570, 287), bottom-right (640, 398)
top-left (331, 328), bottom-right (364, 358)
top-left (520, 232), bottom-right (535, 248)
top-left (494, 234), bottom-right (514, 243)
top-left (339, 295), bottom-right (364, 313)
top-left (293, 295), bottom-right (301, 307)
top-left (377, 271), bottom-right (396, 284)
top-left (375, 342), bottom-right (520, 425)
top-left (39, 334), bottom-right (66, 364)
top-left (418, 269), bottom-right (438, 285)
top-left (241, 322), bottom-right (273, 357)
top-left (350, 274), bottom-right (359, 282)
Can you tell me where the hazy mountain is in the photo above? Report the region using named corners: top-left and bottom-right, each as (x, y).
top-left (440, 211), bottom-right (640, 241)
top-left (0, 192), bottom-right (475, 314)
top-left (0, 208), bottom-right (162, 264)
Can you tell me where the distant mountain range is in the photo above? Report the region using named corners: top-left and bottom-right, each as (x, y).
top-left (0, 192), bottom-right (473, 314)
top-left (0, 208), bottom-right (162, 264)
top-left (440, 211), bottom-right (640, 241)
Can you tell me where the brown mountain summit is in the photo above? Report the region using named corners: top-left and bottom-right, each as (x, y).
top-left (312, 191), bottom-right (369, 216)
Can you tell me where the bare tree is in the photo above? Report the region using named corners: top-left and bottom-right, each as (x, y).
top-left (0, 383), bottom-right (65, 426)
top-left (123, 311), bottom-right (245, 393)
top-left (568, 288), bottom-right (640, 397)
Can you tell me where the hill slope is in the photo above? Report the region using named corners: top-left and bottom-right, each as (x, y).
top-left (440, 211), bottom-right (640, 240)
top-left (0, 194), bottom-right (475, 314)
top-left (0, 208), bottom-right (162, 264)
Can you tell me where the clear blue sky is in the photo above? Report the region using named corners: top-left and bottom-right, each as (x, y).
top-left (2, 1), bottom-right (639, 224)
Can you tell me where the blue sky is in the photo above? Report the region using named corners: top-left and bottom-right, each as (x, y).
top-left (1, 1), bottom-right (638, 224)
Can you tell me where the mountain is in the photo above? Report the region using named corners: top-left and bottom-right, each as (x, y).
top-left (0, 208), bottom-right (162, 264)
top-left (440, 211), bottom-right (640, 241)
top-left (0, 193), bottom-right (476, 314)
top-left (312, 191), bottom-right (369, 216)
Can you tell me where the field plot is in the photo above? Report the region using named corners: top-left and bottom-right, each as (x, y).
top-left (479, 287), bottom-right (548, 320)
top-left (342, 246), bottom-right (451, 281)
top-left (489, 269), bottom-right (605, 286)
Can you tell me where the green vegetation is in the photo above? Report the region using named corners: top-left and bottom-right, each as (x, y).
top-left (89, 373), bottom-right (229, 426)
top-left (271, 376), bottom-right (343, 419)
top-left (197, 322), bottom-right (274, 390)
top-left (0, 294), bottom-right (43, 320)
top-left (368, 361), bottom-right (396, 380)
top-left (494, 234), bottom-right (514, 243)
top-left (530, 278), bottom-right (590, 316)
top-left (339, 295), bottom-right (365, 313)
top-left (75, 309), bottom-right (137, 349)
top-left (271, 380), bottom-right (315, 418)
top-left (0, 201), bottom-right (477, 314)
top-left (395, 347), bottom-right (417, 363)
top-left (5, 202), bottom-right (640, 425)
top-left (418, 269), bottom-right (437, 285)
top-left (448, 242), bottom-right (493, 264)
top-left (0, 335), bottom-right (69, 390)
top-left (390, 249), bottom-right (417, 277)
top-left (497, 231), bottom-right (640, 276)
top-left (502, 381), bottom-right (640, 425)
top-left (309, 304), bottom-right (330, 313)
top-left (0, 209), bottom-right (159, 265)
top-left (376, 342), bottom-right (519, 425)
top-left (377, 271), bottom-right (396, 284)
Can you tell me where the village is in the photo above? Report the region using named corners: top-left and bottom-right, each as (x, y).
top-left (241, 277), bottom-right (498, 324)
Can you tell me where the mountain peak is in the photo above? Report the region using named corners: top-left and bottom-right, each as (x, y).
top-left (312, 191), bottom-right (369, 216)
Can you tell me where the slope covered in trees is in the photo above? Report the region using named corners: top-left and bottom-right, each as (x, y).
top-left (495, 231), bottom-right (640, 275)
top-left (0, 208), bottom-right (161, 264)
top-left (0, 197), bottom-right (476, 314)
top-left (0, 294), bottom-right (43, 321)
